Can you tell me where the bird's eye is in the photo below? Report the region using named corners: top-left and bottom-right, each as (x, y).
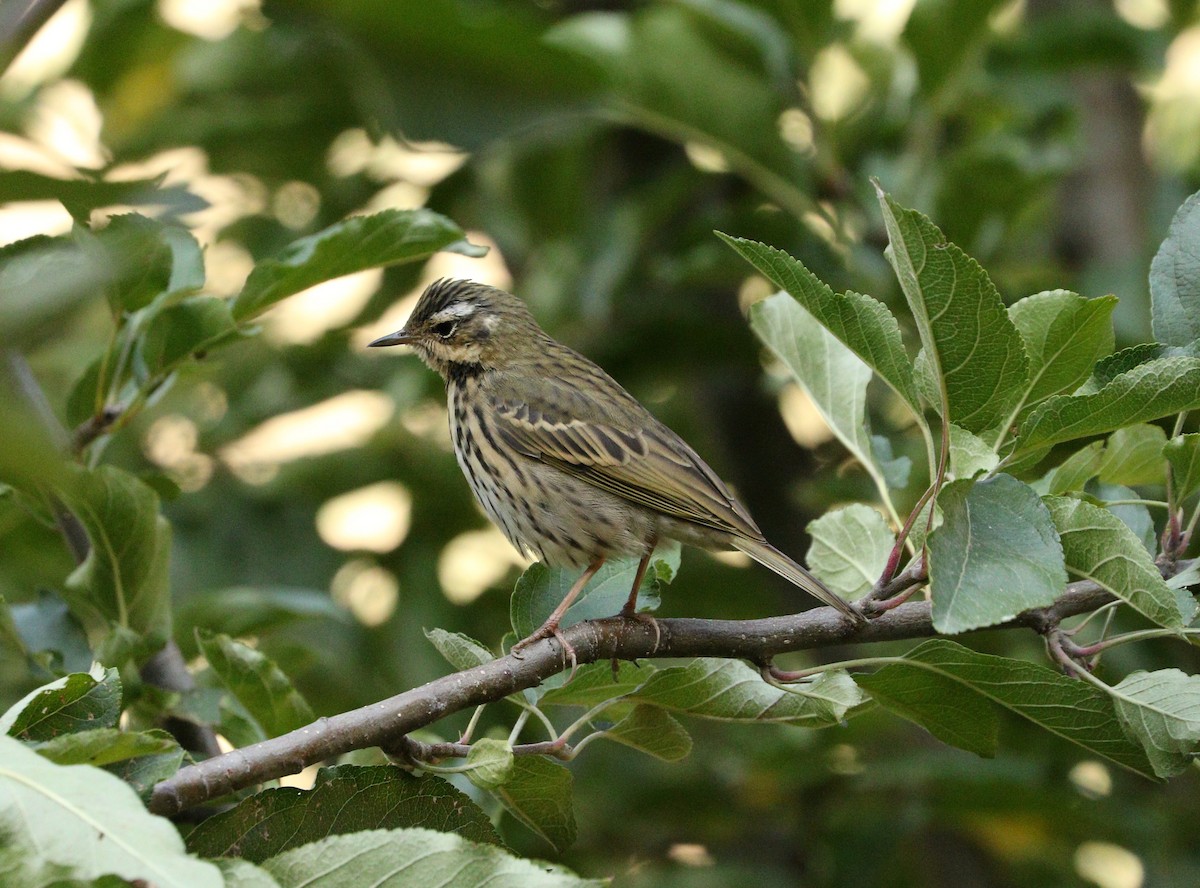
top-left (432, 320), bottom-right (457, 339)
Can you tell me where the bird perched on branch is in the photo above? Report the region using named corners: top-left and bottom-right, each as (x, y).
top-left (369, 279), bottom-right (864, 665)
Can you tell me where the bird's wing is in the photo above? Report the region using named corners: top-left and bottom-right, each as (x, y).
top-left (488, 371), bottom-right (762, 540)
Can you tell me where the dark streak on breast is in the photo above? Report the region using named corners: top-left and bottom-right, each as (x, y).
top-left (447, 362), bottom-right (485, 386)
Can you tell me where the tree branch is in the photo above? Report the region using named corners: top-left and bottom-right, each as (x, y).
top-left (148, 562), bottom-right (1181, 817)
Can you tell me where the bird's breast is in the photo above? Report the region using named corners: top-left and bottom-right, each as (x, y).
top-left (446, 378), bottom-right (655, 569)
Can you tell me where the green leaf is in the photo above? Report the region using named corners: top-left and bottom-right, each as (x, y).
top-left (1006, 290), bottom-right (1117, 418)
top-left (948, 423), bottom-right (999, 480)
top-left (1094, 482), bottom-right (1157, 555)
top-left (491, 755), bottom-right (577, 852)
top-left (465, 738), bottom-right (515, 790)
top-left (510, 542), bottom-right (679, 638)
top-left (1015, 357), bottom-right (1200, 454)
top-left (540, 660), bottom-right (654, 707)
top-left (718, 234), bottom-right (920, 415)
top-left (171, 685), bottom-right (265, 749)
top-left (1110, 669), bottom-right (1200, 777)
top-left (0, 851), bottom-right (139, 888)
top-left (1, 665), bottom-right (121, 741)
top-left (0, 170), bottom-right (207, 222)
top-left (33, 727), bottom-right (176, 767)
top-left (104, 731), bottom-right (186, 800)
top-left (806, 505), bottom-right (894, 598)
top-left (628, 658), bottom-right (862, 725)
top-left (196, 631), bottom-right (314, 739)
top-left (875, 186), bottom-right (1028, 434)
top-left (231, 209), bottom-right (484, 322)
top-left (1086, 342), bottom-right (1200, 395)
top-left (871, 435), bottom-right (913, 489)
top-left (9, 590), bottom-right (93, 675)
top-left (1084, 342), bottom-right (1177, 392)
top-left (0, 395), bottom-right (69, 491)
top-left (1165, 434), bottom-right (1200, 501)
top-left (553, 5), bottom-right (808, 217)
top-left (1096, 424), bottom-right (1167, 487)
top-left (860, 640), bottom-right (1155, 777)
top-left (137, 296), bottom-right (238, 377)
top-left (259, 828), bottom-right (603, 888)
top-left (178, 586), bottom-right (349, 643)
top-left (1044, 496), bottom-right (1192, 628)
top-left (751, 292), bottom-right (892, 491)
top-left (216, 858), bottom-right (283, 888)
top-left (59, 464), bottom-right (172, 651)
top-left (1168, 563), bottom-right (1200, 591)
top-left (928, 474), bottom-right (1066, 633)
top-left (0, 233), bottom-right (116, 346)
top-left (425, 628), bottom-right (495, 671)
top-left (90, 214), bottom-right (174, 313)
top-left (904, 0), bottom-right (1007, 97)
top-left (0, 734), bottom-right (222, 887)
top-left (601, 704), bottom-right (692, 762)
top-left (186, 765), bottom-right (500, 860)
top-left (65, 356), bottom-right (104, 431)
top-left (1046, 441), bottom-right (1106, 495)
top-left (856, 662), bottom-right (999, 757)
top-left (1150, 189), bottom-right (1200, 347)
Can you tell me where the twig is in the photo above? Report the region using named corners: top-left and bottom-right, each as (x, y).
top-left (148, 560), bottom-right (1198, 817)
top-left (861, 554), bottom-right (926, 612)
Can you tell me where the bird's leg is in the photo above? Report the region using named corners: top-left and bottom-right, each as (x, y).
top-left (614, 547), bottom-right (661, 679)
top-left (512, 557), bottom-right (605, 676)
top-left (621, 549), bottom-right (654, 617)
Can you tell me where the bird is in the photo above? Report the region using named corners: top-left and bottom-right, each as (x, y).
top-left (368, 278), bottom-right (865, 665)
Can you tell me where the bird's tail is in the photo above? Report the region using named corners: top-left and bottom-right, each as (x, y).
top-left (734, 538), bottom-right (865, 624)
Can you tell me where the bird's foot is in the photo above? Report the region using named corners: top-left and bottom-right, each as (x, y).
top-left (620, 607), bottom-right (662, 651)
top-left (512, 621), bottom-right (578, 681)
top-left (610, 608), bottom-right (660, 681)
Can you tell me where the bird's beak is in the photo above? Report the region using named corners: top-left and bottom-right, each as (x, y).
top-left (367, 328), bottom-right (416, 348)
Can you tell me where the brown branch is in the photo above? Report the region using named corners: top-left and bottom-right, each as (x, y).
top-left (146, 562), bottom-right (1174, 817)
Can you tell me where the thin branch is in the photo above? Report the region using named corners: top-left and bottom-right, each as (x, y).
top-left (880, 485), bottom-right (935, 586)
top-left (862, 554), bottom-right (926, 611)
top-left (147, 560), bottom-right (1200, 817)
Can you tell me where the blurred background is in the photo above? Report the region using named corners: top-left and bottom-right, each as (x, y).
top-left (2, 0), bottom-right (1200, 885)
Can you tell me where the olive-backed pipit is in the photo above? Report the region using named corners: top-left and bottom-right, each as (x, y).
top-left (369, 279), bottom-right (864, 662)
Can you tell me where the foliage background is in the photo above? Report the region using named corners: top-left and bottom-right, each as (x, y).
top-left (3, 0), bottom-right (1200, 885)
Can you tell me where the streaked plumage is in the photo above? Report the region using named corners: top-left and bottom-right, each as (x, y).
top-left (369, 279), bottom-right (863, 656)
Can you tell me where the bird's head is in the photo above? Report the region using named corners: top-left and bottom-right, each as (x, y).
top-left (368, 278), bottom-right (541, 375)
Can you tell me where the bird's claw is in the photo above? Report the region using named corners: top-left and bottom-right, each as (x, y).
top-left (620, 608), bottom-right (661, 652)
top-left (512, 623), bottom-right (578, 682)
top-left (612, 609), bottom-right (660, 680)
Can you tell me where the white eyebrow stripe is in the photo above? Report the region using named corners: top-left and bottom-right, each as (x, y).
top-left (429, 302), bottom-right (477, 323)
